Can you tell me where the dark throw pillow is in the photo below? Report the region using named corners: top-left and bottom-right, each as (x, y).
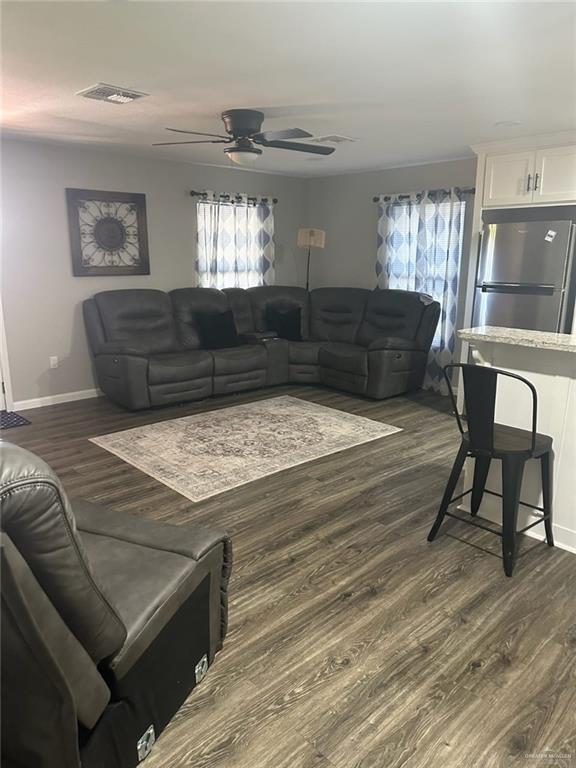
top-left (266, 306), bottom-right (302, 341)
top-left (196, 310), bottom-right (239, 349)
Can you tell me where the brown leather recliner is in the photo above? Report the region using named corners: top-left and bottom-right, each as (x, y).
top-left (0, 441), bottom-right (232, 768)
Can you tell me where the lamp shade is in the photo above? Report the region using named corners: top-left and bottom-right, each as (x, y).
top-left (297, 228), bottom-right (326, 249)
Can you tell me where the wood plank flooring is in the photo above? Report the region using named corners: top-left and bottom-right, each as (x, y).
top-left (6, 386), bottom-right (576, 768)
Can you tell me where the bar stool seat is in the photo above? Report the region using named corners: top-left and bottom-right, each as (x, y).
top-left (462, 425), bottom-right (553, 457)
top-left (427, 363), bottom-right (554, 577)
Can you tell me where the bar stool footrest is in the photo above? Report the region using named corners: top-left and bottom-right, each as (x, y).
top-left (446, 487), bottom-right (550, 537)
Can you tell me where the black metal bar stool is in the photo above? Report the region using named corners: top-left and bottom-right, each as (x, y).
top-left (427, 363), bottom-right (554, 577)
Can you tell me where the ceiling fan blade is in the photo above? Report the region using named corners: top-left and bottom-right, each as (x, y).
top-left (252, 128), bottom-right (313, 142)
top-left (165, 128), bottom-right (229, 139)
top-left (153, 139), bottom-right (229, 146)
top-left (258, 140), bottom-right (335, 155)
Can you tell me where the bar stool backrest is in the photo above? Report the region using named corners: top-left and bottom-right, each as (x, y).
top-left (443, 363), bottom-right (538, 456)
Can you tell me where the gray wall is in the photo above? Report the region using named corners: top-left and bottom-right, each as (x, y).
top-left (306, 158), bottom-right (477, 289)
top-left (0, 142), bottom-right (476, 404)
top-left (1, 139), bottom-right (308, 402)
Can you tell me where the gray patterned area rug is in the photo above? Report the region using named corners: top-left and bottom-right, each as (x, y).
top-left (90, 396), bottom-right (401, 502)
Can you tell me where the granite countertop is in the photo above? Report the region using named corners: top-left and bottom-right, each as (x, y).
top-left (458, 326), bottom-right (576, 354)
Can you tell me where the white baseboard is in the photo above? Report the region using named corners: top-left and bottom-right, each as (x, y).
top-left (528, 523), bottom-right (576, 556)
top-left (459, 500), bottom-right (576, 556)
top-left (13, 388), bottom-right (102, 411)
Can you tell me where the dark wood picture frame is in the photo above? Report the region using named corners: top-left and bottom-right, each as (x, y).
top-left (66, 188), bottom-right (150, 276)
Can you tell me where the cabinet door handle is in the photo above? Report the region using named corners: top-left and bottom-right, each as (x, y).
top-left (526, 174), bottom-right (532, 192)
top-left (534, 172), bottom-right (540, 191)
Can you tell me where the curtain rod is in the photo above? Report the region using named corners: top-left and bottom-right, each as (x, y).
top-left (190, 190), bottom-right (278, 204)
top-left (372, 187), bottom-right (475, 203)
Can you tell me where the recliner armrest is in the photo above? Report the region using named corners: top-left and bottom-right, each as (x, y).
top-left (415, 301), bottom-right (441, 351)
top-left (72, 500), bottom-right (232, 568)
top-left (96, 341), bottom-right (146, 356)
top-left (368, 336), bottom-right (422, 352)
top-left (93, 354), bottom-right (151, 410)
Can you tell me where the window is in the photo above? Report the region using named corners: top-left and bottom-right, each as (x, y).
top-left (376, 188), bottom-right (470, 391)
top-left (196, 197), bottom-right (275, 289)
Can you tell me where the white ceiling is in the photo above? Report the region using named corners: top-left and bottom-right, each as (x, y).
top-left (2, 1), bottom-right (575, 177)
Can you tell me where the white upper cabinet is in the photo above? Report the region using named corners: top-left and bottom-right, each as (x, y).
top-left (483, 145), bottom-right (576, 207)
top-left (533, 146), bottom-right (576, 203)
top-left (483, 152), bottom-right (534, 206)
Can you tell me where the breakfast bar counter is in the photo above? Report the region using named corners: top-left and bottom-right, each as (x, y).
top-left (456, 326), bottom-right (576, 553)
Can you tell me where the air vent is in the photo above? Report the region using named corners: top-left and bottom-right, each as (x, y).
top-left (76, 83), bottom-right (149, 104)
top-left (310, 134), bottom-right (356, 144)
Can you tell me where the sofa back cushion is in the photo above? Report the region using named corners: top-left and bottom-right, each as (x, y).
top-left (195, 310), bottom-right (239, 349)
top-left (310, 288), bottom-right (370, 343)
top-left (170, 288), bottom-right (230, 349)
top-left (223, 288), bottom-right (255, 335)
top-left (248, 286), bottom-right (310, 340)
top-left (266, 306), bottom-right (302, 341)
top-left (94, 290), bottom-right (179, 355)
top-left (356, 289), bottom-right (431, 347)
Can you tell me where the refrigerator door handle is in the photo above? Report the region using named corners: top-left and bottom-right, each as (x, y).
top-left (480, 282), bottom-right (556, 295)
top-left (558, 224), bottom-right (576, 332)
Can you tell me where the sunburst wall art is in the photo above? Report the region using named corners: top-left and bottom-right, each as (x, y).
top-left (66, 188), bottom-right (150, 276)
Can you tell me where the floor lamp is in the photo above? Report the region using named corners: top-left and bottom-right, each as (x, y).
top-left (297, 228), bottom-right (326, 291)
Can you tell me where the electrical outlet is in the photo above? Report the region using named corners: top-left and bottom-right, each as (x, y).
top-left (49, 356), bottom-right (59, 369)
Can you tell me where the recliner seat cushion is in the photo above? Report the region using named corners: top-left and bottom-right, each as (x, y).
top-left (148, 351), bottom-right (213, 385)
top-left (310, 288), bottom-right (370, 343)
top-left (319, 343), bottom-right (369, 377)
top-left (94, 290), bottom-right (180, 355)
top-left (211, 345), bottom-right (267, 375)
top-left (321, 367), bottom-right (368, 396)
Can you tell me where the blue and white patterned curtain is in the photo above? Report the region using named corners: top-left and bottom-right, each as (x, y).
top-left (196, 192), bottom-right (275, 289)
top-left (375, 188), bottom-right (467, 393)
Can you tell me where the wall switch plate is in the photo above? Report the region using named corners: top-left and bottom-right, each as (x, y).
top-left (49, 356), bottom-right (59, 369)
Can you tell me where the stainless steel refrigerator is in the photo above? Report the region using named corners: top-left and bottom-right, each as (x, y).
top-left (472, 218), bottom-right (576, 333)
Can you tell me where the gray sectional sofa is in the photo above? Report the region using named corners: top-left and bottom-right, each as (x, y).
top-left (83, 286), bottom-right (440, 410)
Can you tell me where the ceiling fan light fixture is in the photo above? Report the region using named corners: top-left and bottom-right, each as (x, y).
top-left (224, 142), bottom-right (262, 166)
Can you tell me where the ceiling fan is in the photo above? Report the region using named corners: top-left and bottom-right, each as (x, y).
top-left (153, 109), bottom-right (335, 166)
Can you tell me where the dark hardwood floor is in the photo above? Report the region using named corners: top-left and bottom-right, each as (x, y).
top-left (6, 386), bottom-right (576, 768)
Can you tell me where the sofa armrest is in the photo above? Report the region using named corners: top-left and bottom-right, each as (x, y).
top-left (415, 301), bottom-right (441, 352)
top-left (368, 336), bottom-right (422, 352)
top-left (72, 500), bottom-right (232, 570)
top-left (93, 354), bottom-right (151, 410)
top-left (97, 341), bottom-right (144, 355)
top-left (72, 499), bottom-right (233, 666)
